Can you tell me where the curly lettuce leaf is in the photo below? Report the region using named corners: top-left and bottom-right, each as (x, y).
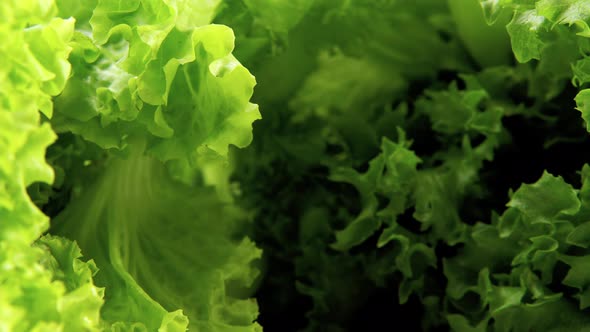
top-left (51, 143), bottom-right (262, 331)
top-left (223, 1), bottom-right (518, 329)
top-left (482, 0), bottom-right (590, 100)
top-left (2, 0), bottom-right (263, 330)
top-left (442, 170), bottom-right (590, 330)
top-left (52, 0), bottom-right (260, 164)
top-left (329, 131), bottom-right (421, 251)
top-left (0, 1), bottom-right (105, 331)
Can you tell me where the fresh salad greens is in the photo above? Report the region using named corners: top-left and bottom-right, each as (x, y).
top-left (4, 0), bottom-right (590, 331)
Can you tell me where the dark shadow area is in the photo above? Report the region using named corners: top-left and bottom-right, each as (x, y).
top-left (480, 109), bottom-right (590, 216)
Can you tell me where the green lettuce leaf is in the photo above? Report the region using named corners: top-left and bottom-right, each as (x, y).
top-left (2, 0), bottom-right (263, 330)
top-left (443, 170), bottom-right (590, 330)
top-left (52, 0), bottom-right (260, 163)
top-left (0, 2), bottom-right (105, 331)
top-left (51, 142), bottom-right (262, 331)
top-left (36, 0), bottom-right (265, 330)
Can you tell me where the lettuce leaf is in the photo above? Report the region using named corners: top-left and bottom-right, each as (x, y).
top-left (3, 0), bottom-right (262, 330)
top-left (51, 142), bottom-right (262, 331)
top-left (7, 0), bottom-right (590, 330)
top-left (0, 1), bottom-right (105, 331)
top-left (52, 0), bottom-right (260, 162)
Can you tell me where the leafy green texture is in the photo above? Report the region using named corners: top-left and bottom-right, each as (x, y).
top-left (483, 0), bottom-right (590, 99)
top-left (0, 1), bottom-right (105, 331)
top-left (442, 170), bottom-right (590, 331)
top-left (3, 0), bottom-right (262, 331)
top-left (8, 0), bottom-right (590, 331)
top-left (52, 0), bottom-right (260, 161)
top-left (222, 0), bottom-right (519, 330)
top-left (52, 144), bottom-right (261, 331)
top-left (218, 0), bottom-right (590, 330)
top-left (45, 0), bottom-right (263, 329)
